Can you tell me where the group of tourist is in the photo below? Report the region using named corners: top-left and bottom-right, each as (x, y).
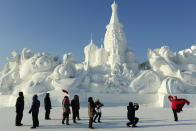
top-left (15, 92), bottom-right (104, 129)
top-left (15, 91), bottom-right (190, 129)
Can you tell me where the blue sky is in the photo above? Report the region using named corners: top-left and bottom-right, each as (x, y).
top-left (0, 0), bottom-right (196, 70)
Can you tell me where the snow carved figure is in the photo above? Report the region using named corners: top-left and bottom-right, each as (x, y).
top-left (20, 48), bottom-right (33, 64)
top-left (0, 50), bottom-right (21, 93)
top-left (20, 53), bottom-right (56, 80)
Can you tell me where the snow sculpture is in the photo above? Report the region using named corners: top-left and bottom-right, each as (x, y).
top-left (2, 1), bottom-right (196, 107)
top-left (0, 50), bottom-right (21, 94)
top-left (84, 1), bottom-right (138, 70)
top-left (63, 53), bottom-right (74, 64)
top-left (84, 39), bottom-right (98, 66)
top-left (20, 53), bottom-right (56, 80)
top-left (177, 45), bottom-right (196, 64)
top-left (148, 46), bottom-right (178, 78)
top-left (129, 70), bottom-right (161, 94)
top-left (158, 77), bottom-right (196, 94)
top-left (95, 45), bottom-right (108, 66)
top-left (21, 48), bottom-right (33, 64)
top-left (104, 1), bottom-right (126, 65)
top-left (148, 45), bottom-right (196, 97)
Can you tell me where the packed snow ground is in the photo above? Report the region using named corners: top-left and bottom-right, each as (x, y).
top-left (0, 105), bottom-right (196, 131)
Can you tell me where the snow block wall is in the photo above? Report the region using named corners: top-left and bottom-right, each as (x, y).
top-left (1, 1), bottom-right (196, 107)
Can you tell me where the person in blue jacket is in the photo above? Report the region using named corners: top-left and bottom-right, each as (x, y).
top-left (29, 94), bottom-right (40, 129)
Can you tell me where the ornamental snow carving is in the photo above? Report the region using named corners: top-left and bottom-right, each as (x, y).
top-left (1, 1), bottom-right (196, 107)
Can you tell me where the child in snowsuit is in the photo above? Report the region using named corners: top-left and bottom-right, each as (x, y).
top-left (127, 102), bottom-right (139, 127)
top-left (93, 98), bottom-right (104, 123)
top-left (62, 96), bottom-right (70, 125)
top-left (168, 95), bottom-right (190, 121)
top-left (29, 94), bottom-right (40, 129)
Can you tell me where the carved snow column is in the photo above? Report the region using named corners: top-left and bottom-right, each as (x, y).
top-left (95, 45), bottom-right (108, 66)
top-left (104, 1), bottom-right (127, 66)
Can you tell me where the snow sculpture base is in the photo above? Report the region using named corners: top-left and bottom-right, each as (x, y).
top-left (0, 93), bottom-right (159, 107)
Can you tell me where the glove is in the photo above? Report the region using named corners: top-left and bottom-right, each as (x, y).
top-left (29, 111), bottom-right (31, 114)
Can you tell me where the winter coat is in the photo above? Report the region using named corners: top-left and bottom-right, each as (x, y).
top-left (94, 101), bottom-right (104, 113)
top-left (177, 98), bottom-right (190, 112)
top-left (168, 96), bottom-right (184, 110)
top-left (62, 97), bottom-right (70, 114)
top-left (127, 102), bottom-right (139, 120)
top-left (71, 99), bottom-right (80, 112)
top-left (44, 95), bottom-right (51, 110)
top-left (29, 95), bottom-right (40, 113)
top-left (88, 101), bottom-right (95, 118)
top-left (16, 95), bottom-right (24, 112)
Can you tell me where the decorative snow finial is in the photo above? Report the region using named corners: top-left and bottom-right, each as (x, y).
top-left (109, 0), bottom-right (119, 24)
top-left (91, 32), bottom-right (93, 42)
top-left (112, 0), bottom-right (117, 8)
top-left (89, 32), bottom-right (94, 44)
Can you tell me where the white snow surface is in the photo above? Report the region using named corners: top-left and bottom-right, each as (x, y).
top-left (1, 1), bottom-right (196, 107)
top-left (0, 105), bottom-right (196, 131)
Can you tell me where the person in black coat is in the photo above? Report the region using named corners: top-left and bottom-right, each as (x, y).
top-left (93, 98), bottom-right (104, 123)
top-left (44, 93), bottom-right (51, 120)
top-left (127, 102), bottom-right (139, 127)
top-left (71, 95), bottom-right (80, 123)
top-left (15, 92), bottom-right (24, 126)
top-left (29, 94), bottom-right (40, 129)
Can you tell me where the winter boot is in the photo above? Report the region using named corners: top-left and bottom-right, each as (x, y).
top-left (62, 119), bottom-right (65, 124)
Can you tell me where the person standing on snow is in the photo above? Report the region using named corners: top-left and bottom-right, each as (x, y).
top-left (62, 96), bottom-right (70, 125)
top-left (126, 102), bottom-right (139, 127)
top-left (75, 95), bottom-right (81, 120)
top-left (29, 94), bottom-right (40, 129)
top-left (15, 91), bottom-right (24, 126)
top-left (44, 93), bottom-right (52, 120)
top-left (71, 95), bottom-right (80, 123)
top-left (88, 97), bottom-right (96, 129)
top-left (93, 98), bottom-right (104, 123)
top-left (168, 95), bottom-right (190, 121)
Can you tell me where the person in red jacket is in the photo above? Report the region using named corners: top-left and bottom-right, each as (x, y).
top-left (62, 96), bottom-right (70, 125)
top-left (168, 96), bottom-right (190, 121)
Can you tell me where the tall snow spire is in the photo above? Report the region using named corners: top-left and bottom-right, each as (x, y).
top-left (103, 1), bottom-right (127, 65)
top-left (109, 0), bottom-right (120, 25)
top-left (90, 32), bottom-right (93, 43)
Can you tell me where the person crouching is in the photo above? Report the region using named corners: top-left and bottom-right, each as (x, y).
top-left (127, 102), bottom-right (139, 127)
